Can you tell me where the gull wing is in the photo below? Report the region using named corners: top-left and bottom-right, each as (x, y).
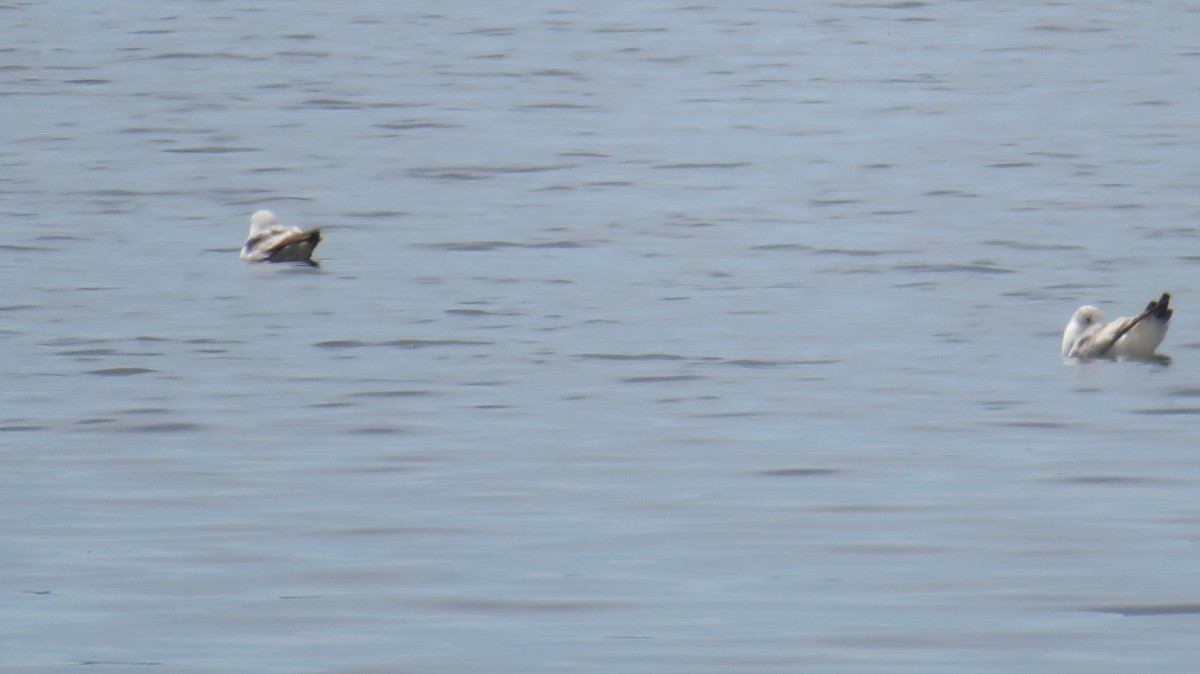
top-left (259, 228), bottom-right (322, 264)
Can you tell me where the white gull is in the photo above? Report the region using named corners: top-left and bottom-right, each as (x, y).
top-left (240, 210), bottom-right (321, 265)
top-left (1061, 293), bottom-right (1172, 360)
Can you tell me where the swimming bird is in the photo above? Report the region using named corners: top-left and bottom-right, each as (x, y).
top-left (1061, 293), bottom-right (1172, 360)
top-left (240, 210), bottom-right (321, 265)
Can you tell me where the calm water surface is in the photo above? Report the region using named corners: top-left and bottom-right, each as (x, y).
top-left (4, 2), bottom-right (1200, 672)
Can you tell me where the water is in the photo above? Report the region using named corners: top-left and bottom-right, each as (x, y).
top-left (4, 2), bottom-right (1200, 672)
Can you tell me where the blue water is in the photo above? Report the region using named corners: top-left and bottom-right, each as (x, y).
top-left (4, 2), bottom-right (1200, 672)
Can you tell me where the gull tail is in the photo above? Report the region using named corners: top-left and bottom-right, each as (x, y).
top-left (1146, 292), bottom-right (1172, 321)
top-left (302, 229), bottom-right (322, 266)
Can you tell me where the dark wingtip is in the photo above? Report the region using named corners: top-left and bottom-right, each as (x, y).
top-left (1150, 292), bottom-right (1172, 320)
top-left (306, 230), bottom-right (321, 264)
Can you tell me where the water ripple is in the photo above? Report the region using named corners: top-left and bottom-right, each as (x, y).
top-left (577, 353), bottom-right (687, 362)
top-left (424, 240), bottom-right (591, 251)
top-left (1132, 407), bottom-right (1200, 416)
top-left (314, 339), bottom-right (493, 349)
top-left (1088, 603), bottom-right (1200, 617)
top-left (620, 374), bottom-right (704, 384)
top-left (85, 367), bottom-right (157, 377)
top-left (894, 262), bottom-right (1015, 274)
top-left (756, 468), bottom-right (840, 477)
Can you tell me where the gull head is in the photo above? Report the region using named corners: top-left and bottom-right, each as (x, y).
top-left (1062, 306), bottom-right (1103, 357)
top-left (249, 209), bottom-right (278, 234)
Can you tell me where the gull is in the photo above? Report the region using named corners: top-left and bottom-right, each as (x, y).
top-left (240, 210), bottom-right (321, 265)
top-left (1061, 293), bottom-right (1172, 360)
